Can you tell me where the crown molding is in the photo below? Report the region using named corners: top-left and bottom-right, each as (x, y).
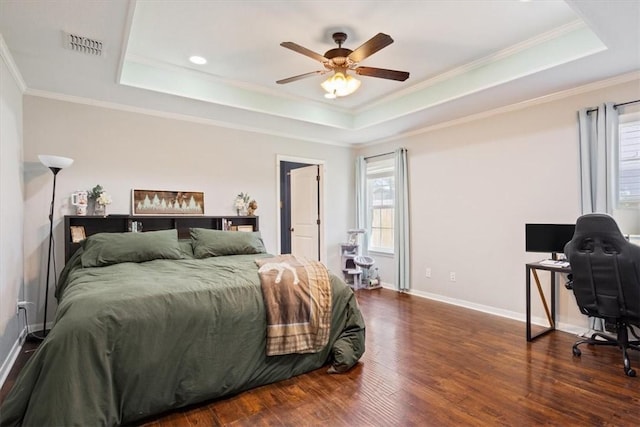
top-left (359, 70), bottom-right (640, 147)
top-left (22, 70), bottom-right (639, 149)
top-left (0, 34), bottom-right (27, 92)
top-left (23, 88), bottom-right (352, 148)
top-left (358, 20), bottom-right (589, 113)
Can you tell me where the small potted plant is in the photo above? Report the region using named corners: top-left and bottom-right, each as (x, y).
top-left (88, 185), bottom-right (112, 216)
top-left (234, 192), bottom-right (250, 216)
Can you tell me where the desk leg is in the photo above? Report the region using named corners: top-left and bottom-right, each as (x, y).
top-left (550, 271), bottom-right (557, 332)
top-left (526, 267), bottom-right (557, 342)
top-left (532, 269), bottom-right (554, 329)
top-left (526, 266), bottom-right (532, 341)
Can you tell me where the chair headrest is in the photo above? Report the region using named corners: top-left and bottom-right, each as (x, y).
top-left (569, 214), bottom-right (627, 254)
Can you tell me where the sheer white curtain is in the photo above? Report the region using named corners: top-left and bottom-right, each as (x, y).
top-left (356, 150), bottom-right (410, 291)
top-left (394, 148), bottom-right (410, 292)
top-left (577, 102), bottom-right (619, 333)
top-left (578, 102), bottom-right (618, 214)
top-left (355, 156), bottom-right (368, 251)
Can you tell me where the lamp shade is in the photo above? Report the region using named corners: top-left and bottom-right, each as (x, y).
top-left (321, 70), bottom-right (361, 98)
top-left (38, 155), bottom-right (74, 169)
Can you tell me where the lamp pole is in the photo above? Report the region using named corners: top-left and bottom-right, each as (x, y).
top-left (32, 154), bottom-right (73, 341)
top-left (40, 166), bottom-right (61, 338)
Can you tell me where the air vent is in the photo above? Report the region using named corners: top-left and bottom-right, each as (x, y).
top-left (64, 32), bottom-right (103, 56)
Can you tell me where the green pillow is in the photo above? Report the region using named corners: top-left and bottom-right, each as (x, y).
top-left (190, 228), bottom-right (267, 258)
top-left (81, 229), bottom-right (183, 267)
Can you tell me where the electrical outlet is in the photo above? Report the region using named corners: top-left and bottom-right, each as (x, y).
top-left (425, 268), bottom-right (431, 278)
top-left (449, 272), bottom-right (456, 282)
top-left (16, 300), bottom-right (28, 316)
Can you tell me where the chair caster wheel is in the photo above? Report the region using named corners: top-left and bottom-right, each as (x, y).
top-left (625, 368), bottom-right (636, 377)
top-left (572, 347), bottom-right (581, 357)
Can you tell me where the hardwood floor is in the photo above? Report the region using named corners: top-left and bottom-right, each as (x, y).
top-left (2, 288), bottom-right (639, 426)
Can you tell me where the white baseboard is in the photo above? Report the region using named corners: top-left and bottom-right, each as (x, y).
top-left (0, 326), bottom-right (27, 390)
top-left (0, 319), bottom-right (55, 391)
top-left (378, 284), bottom-right (586, 337)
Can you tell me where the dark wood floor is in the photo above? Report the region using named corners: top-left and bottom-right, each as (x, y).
top-left (2, 288), bottom-right (639, 426)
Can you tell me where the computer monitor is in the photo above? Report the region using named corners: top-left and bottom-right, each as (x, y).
top-left (525, 223), bottom-right (576, 255)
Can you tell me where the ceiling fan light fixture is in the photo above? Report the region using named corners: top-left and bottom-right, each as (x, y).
top-left (321, 70), bottom-right (361, 97)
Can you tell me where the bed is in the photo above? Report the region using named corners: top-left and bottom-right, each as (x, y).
top-left (0, 227), bottom-right (365, 426)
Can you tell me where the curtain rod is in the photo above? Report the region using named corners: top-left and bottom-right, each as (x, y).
top-left (614, 99), bottom-right (640, 109)
top-left (364, 151), bottom-right (394, 160)
top-left (586, 99), bottom-right (640, 114)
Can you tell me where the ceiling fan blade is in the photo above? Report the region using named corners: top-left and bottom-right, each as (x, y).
top-left (348, 33), bottom-right (394, 63)
top-left (276, 70), bottom-right (324, 84)
top-left (280, 42), bottom-right (328, 63)
top-left (355, 66), bottom-right (410, 81)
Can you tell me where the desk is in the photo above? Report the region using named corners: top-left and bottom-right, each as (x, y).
top-left (526, 261), bottom-right (571, 341)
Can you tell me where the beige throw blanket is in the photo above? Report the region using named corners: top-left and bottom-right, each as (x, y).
top-left (256, 254), bottom-right (332, 356)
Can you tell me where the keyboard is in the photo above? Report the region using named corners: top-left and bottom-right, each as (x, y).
top-left (539, 259), bottom-right (570, 267)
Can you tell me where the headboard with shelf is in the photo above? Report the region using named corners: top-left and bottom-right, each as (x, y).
top-left (64, 215), bottom-right (259, 262)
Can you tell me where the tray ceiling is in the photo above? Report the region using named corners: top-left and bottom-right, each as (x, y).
top-left (1, 1), bottom-right (639, 145)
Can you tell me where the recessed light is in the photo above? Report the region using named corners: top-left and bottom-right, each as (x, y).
top-left (189, 56), bottom-right (207, 65)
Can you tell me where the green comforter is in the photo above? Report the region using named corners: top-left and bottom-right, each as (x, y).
top-left (0, 252), bottom-right (365, 426)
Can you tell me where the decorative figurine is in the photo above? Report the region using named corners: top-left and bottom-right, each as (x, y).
top-left (247, 200), bottom-right (258, 216)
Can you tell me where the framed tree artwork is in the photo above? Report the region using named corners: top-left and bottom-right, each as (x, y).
top-left (132, 189), bottom-right (204, 215)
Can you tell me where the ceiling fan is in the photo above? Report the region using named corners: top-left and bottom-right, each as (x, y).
top-left (276, 32), bottom-right (410, 98)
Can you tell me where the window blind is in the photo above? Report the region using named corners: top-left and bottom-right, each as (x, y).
top-left (619, 121), bottom-right (640, 204)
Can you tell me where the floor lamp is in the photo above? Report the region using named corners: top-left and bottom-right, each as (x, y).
top-left (32, 154), bottom-right (74, 340)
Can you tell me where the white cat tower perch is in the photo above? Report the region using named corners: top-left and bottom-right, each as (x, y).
top-left (341, 229), bottom-right (379, 289)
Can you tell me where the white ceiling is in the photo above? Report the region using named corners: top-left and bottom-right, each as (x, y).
top-left (1, 0), bottom-right (639, 145)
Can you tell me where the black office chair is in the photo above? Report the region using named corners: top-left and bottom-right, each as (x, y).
top-left (564, 213), bottom-right (640, 377)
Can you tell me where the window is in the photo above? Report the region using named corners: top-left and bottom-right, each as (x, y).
top-left (618, 117), bottom-right (640, 205)
top-left (366, 157), bottom-right (394, 253)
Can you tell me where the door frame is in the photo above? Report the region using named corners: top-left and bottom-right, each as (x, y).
top-left (276, 155), bottom-right (326, 264)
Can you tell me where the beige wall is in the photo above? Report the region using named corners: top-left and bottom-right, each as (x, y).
top-left (357, 77), bottom-right (640, 332)
top-left (0, 45), bottom-right (24, 383)
top-left (22, 96), bottom-right (354, 327)
top-left (8, 72), bottom-right (640, 372)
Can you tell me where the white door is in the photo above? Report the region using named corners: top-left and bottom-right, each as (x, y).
top-left (290, 165), bottom-right (320, 260)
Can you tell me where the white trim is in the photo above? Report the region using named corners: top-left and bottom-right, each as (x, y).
top-left (24, 88), bottom-right (352, 148)
top-left (368, 249), bottom-right (394, 257)
top-left (359, 20), bottom-right (588, 112)
top-left (0, 327), bottom-right (27, 390)
top-left (359, 70), bottom-right (640, 148)
top-left (20, 66), bottom-right (639, 149)
top-left (377, 283), bottom-right (586, 336)
top-left (275, 155), bottom-right (327, 265)
top-left (124, 54), bottom-right (351, 113)
top-left (115, 0), bottom-right (137, 87)
top-left (408, 287), bottom-right (535, 323)
top-left (0, 34), bottom-right (27, 92)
